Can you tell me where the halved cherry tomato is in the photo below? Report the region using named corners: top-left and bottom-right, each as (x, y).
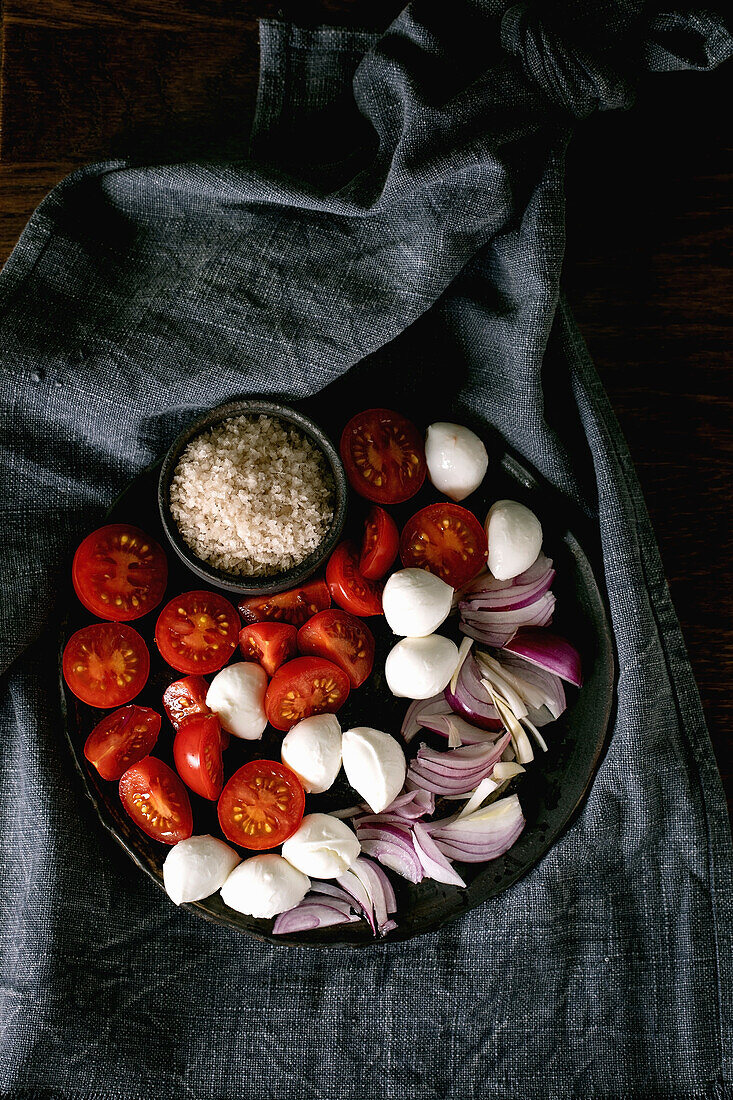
top-left (63, 623), bottom-right (150, 708)
top-left (162, 675), bottom-right (210, 730)
top-left (326, 541), bottom-right (383, 617)
top-left (340, 408), bottom-right (426, 504)
top-left (400, 503), bottom-right (488, 588)
top-left (218, 760), bottom-right (305, 850)
top-left (173, 713), bottom-right (224, 801)
top-left (297, 610), bottom-right (375, 689)
top-left (359, 505), bottom-right (399, 580)
top-left (162, 675), bottom-right (229, 749)
top-left (84, 705), bottom-right (161, 781)
top-left (238, 578), bottom-right (330, 627)
top-left (72, 523), bottom-right (168, 621)
top-left (264, 655), bottom-right (350, 732)
top-left (119, 757), bottom-right (193, 845)
top-left (155, 590), bottom-right (239, 675)
top-left (239, 622), bottom-right (297, 677)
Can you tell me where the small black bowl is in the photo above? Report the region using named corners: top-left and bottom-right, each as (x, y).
top-left (158, 398), bottom-right (348, 596)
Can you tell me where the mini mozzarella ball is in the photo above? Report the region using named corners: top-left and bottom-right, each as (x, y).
top-left (206, 662), bottom-right (267, 740)
top-left (220, 854), bottom-right (310, 918)
top-left (163, 835), bottom-right (240, 906)
top-left (281, 813), bottom-right (360, 879)
top-left (485, 499), bottom-right (543, 580)
top-left (382, 568), bottom-right (453, 638)
top-left (281, 714), bottom-right (342, 794)
top-left (341, 727), bottom-right (407, 813)
top-left (385, 634), bottom-right (459, 700)
top-left (425, 422), bottom-right (489, 502)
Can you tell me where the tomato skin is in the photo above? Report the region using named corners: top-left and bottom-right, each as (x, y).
top-left (340, 408), bottom-right (426, 505)
top-left (239, 622), bottom-right (297, 677)
top-left (218, 760), bottom-right (305, 850)
top-left (72, 523), bottom-right (168, 622)
top-left (119, 757), bottom-right (193, 845)
top-left (63, 623), bottom-right (150, 708)
top-left (400, 503), bottom-right (488, 588)
top-left (84, 705), bottom-right (161, 781)
top-left (173, 714), bottom-right (224, 801)
top-left (326, 541), bottom-right (384, 617)
top-left (155, 590), bottom-right (239, 675)
top-left (297, 610), bottom-right (375, 689)
top-left (238, 578), bottom-right (330, 628)
top-left (163, 676), bottom-right (209, 729)
top-left (359, 506), bottom-right (399, 580)
top-left (265, 655), bottom-right (351, 732)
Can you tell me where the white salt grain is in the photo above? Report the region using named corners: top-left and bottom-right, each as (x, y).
top-left (169, 414), bottom-right (334, 577)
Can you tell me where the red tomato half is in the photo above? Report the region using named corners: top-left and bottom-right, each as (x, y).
top-left (326, 541), bottom-right (384, 617)
top-left (400, 503), bottom-right (488, 588)
top-left (173, 713), bottom-right (224, 801)
top-left (297, 610), bottom-right (375, 689)
top-left (340, 408), bottom-right (426, 504)
top-left (72, 523), bottom-right (168, 621)
top-left (119, 757), bottom-right (193, 845)
top-left (84, 705), bottom-right (161, 781)
top-left (218, 760), bottom-right (305, 850)
top-left (162, 676), bottom-right (229, 749)
top-left (359, 506), bottom-right (399, 581)
top-left (162, 675), bottom-right (210, 730)
top-left (238, 578), bottom-right (330, 627)
top-left (239, 622), bottom-right (297, 677)
top-left (265, 656), bottom-right (350, 732)
top-left (155, 590), bottom-right (239, 675)
top-left (63, 623), bottom-right (150, 708)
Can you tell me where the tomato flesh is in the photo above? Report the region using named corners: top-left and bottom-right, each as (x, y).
top-left (72, 523), bottom-right (168, 621)
top-left (63, 623), bottom-right (150, 708)
top-left (326, 541), bottom-right (384, 617)
top-left (218, 760), bottom-right (305, 850)
top-left (297, 610), bottom-right (375, 689)
top-left (265, 655), bottom-right (351, 732)
top-left (340, 408), bottom-right (426, 504)
top-left (84, 705), bottom-right (161, 781)
top-left (155, 590), bottom-right (239, 674)
top-left (162, 675), bottom-right (210, 730)
top-left (239, 622), bottom-right (297, 677)
top-left (173, 713), bottom-right (224, 801)
top-left (400, 503), bottom-right (488, 588)
top-left (119, 757), bottom-right (193, 845)
top-left (238, 578), bottom-right (330, 627)
top-left (359, 505), bottom-right (399, 580)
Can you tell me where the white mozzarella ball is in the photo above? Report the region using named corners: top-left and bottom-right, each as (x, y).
top-left (385, 635), bottom-right (459, 699)
top-left (163, 835), bottom-right (241, 906)
top-left (281, 714), bottom-right (342, 794)
top-left (425, 422), bottom-right (489, 501)
top-left (220, 854), bottom-right (310, 918)
top-left (485, 500), bottom-right (543, 580)
top-left (206, 662), bottom-right (268, 740)
top-left (281, 814), bottom-right (360, 879)
top-left (382, 568), bottom-right (453, 638)
top-left (341, 727), bottom-right (407, 813)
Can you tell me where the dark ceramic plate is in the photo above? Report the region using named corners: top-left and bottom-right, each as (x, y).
top-left (59, 411), bottom-right (615, 947)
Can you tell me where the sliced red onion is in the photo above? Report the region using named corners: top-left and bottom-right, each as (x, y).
top-left (459, 591), bottom-right (555, 648)
top-left (413, 824), bottom-right (467, 887)
top-left (498, 653), bottom-right (565, 718)
top-left (359, 838), bottom-right (424, 884)
top-left (445, 654), bottom-right (503, 729)
top-left (337, 856), bottom-right (397, 936)
top-left (503, 628), bottom-right (582, 687)
top-left (463, 553), bottom-right (552, 596)
top-left (418, 712), bottom-right (503, 746)
top-left (426, 794), bottom-right (526, 862)
top-left (407, 734), bottom-right (511, 795)
top-left (460, 557), bottom-right (555, 611)
top-left (272, 896), bottom-right (360, 934)
top-left (381, 788), bottom-right (436, 819)
top-left (401, 694), bottom-right (454, 743)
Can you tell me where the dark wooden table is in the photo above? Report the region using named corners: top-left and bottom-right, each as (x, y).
top-left (1, 1), bottom-right (730, 809)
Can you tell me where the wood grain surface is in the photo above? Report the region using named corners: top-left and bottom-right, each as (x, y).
top-left (1, 0), bottom-right (730, 809)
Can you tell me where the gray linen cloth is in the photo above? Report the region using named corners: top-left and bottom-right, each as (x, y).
top-left (0, 2), bottom-right (731, 1097)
